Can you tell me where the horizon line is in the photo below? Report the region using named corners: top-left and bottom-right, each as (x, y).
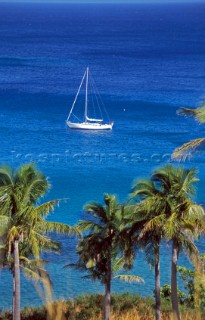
top-left (0, 0), bottom-right (205, 3)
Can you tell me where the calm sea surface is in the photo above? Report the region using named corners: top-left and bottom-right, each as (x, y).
top-left (0, 2), bottom-right (205, 308)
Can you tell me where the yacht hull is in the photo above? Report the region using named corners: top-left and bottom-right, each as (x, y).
top-left (67, 121), bottom-right (113, 130)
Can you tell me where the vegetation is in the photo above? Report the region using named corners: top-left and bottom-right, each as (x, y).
top-left (151, 166), bottom-right (203, 320)
top-left (0, 163), bottom-right (205, 320)
top-left (173, 103), bottom-right (205, 159)
top-left (67, 194), bottom-right (139, 320)
top-left (130, 174), bottom-right (167, 320)
top-left (1, 293), bottom-right (205, 320)
top-left (0, 164), bottom-right (79, 320)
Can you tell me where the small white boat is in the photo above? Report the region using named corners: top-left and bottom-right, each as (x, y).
top-left (66, 67), bottom-right (114, 130)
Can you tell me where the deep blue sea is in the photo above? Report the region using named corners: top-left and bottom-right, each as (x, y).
top-left (1, 1), bottom-right (205, 309)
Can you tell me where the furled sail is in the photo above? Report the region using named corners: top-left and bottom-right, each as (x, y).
top-left (86, 116), bottom-right (103, 122)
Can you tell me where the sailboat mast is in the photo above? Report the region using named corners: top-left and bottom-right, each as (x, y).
top-left (85, 67), bottom-right (89, 122)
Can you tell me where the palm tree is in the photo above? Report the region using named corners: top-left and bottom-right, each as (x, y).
top-left (0, 164), bottom-right (79, 320)
top-left (72, 194), bottom-right (128, 320)
top-left (152, 165), bottom-right (204, 320)
top-left (173, 105), bottom-right (205, 159)
top-left (130, 179), bottom-right (167, 320)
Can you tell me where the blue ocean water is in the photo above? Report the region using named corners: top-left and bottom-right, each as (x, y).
top-left (1, 2), bottom-right (205, 309)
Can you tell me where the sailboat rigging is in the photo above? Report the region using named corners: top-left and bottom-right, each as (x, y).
top-left (66, 67), bottom-right (114, 130)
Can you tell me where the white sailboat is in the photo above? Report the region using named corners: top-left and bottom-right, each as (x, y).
top-left (66, 67), bottom-right (114, 130)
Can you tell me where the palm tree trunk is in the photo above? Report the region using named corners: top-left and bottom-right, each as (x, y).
top-left (171, 238), bottom-right (180, 320)
top-left (13, 239), bottom-right (21, 320)
top-left (103, 255), bottom-right (111, 320)
top-left (155, 246), bottom-right (161, 320)
top-left (12, 272), bottom-right (15, 319)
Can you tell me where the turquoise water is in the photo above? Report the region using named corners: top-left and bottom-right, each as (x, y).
top-left (0, 2), bottom-right (205, 309)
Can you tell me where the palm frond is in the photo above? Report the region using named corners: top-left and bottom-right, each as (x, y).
top-left (131, 179), bottom-right (158, 200)
top-left (179, 233), bottom-right (199, 259)
top-left (138, 214), bottom-right (166, 239)
top-left (142, 240), bottom-right (158, 267)
top-left (22, 267), bottom-right (43, 281)
top-left (112, 256), bottom-right (125, 273)
top-left (16, 163), bottom-right (50, 202)
top-left (22, 266), bottom-right (51, 287)
top-left (172, 138), bottom-right (205, 160)
top-left (177, 107), bottom-right (198, 117)
top-left (38, 221), bottom-right (81, 236)
top-left (0, 215), bottom-right (10, 235)
top-left (19, 256), bottom-right (48, 266)
top-left (84, 202), bottom-right (106, 218)
top-left (34, 200), bottom-right (59, 219)
top-left (31, 230), bottom-right (61, 253)
top-left (0, 166), bottom-right (14, 187)
top-left (164, 212), bottom-right (179, 239)
top-left (181, 168), bottom-right (198, 197)
top-left (27, 231), bottom-right (40, 258)
top-left (104, 193), bottom-right (118, 215)
top-left (22, 179), bottom-right (48, 205)
top-left (7, 226), bottom-right (19, 242)
top-left (78, 220), bottom-right (102, 233)
top-left (189, 204), bottom-right (204, 220)
top-left (177, 106), bottom-right (205, 123)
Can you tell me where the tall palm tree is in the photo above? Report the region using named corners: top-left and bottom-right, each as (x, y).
top-left (152, 165), bottom-right (204, 320)
top-left (0, 164), bottom-right (79, 320)
top-left (72, 194), bottom-right (128, 320)
top-left (173, 105), bottom-right (205, 159)
top-left (130, 179), bottom-right (167, 320)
